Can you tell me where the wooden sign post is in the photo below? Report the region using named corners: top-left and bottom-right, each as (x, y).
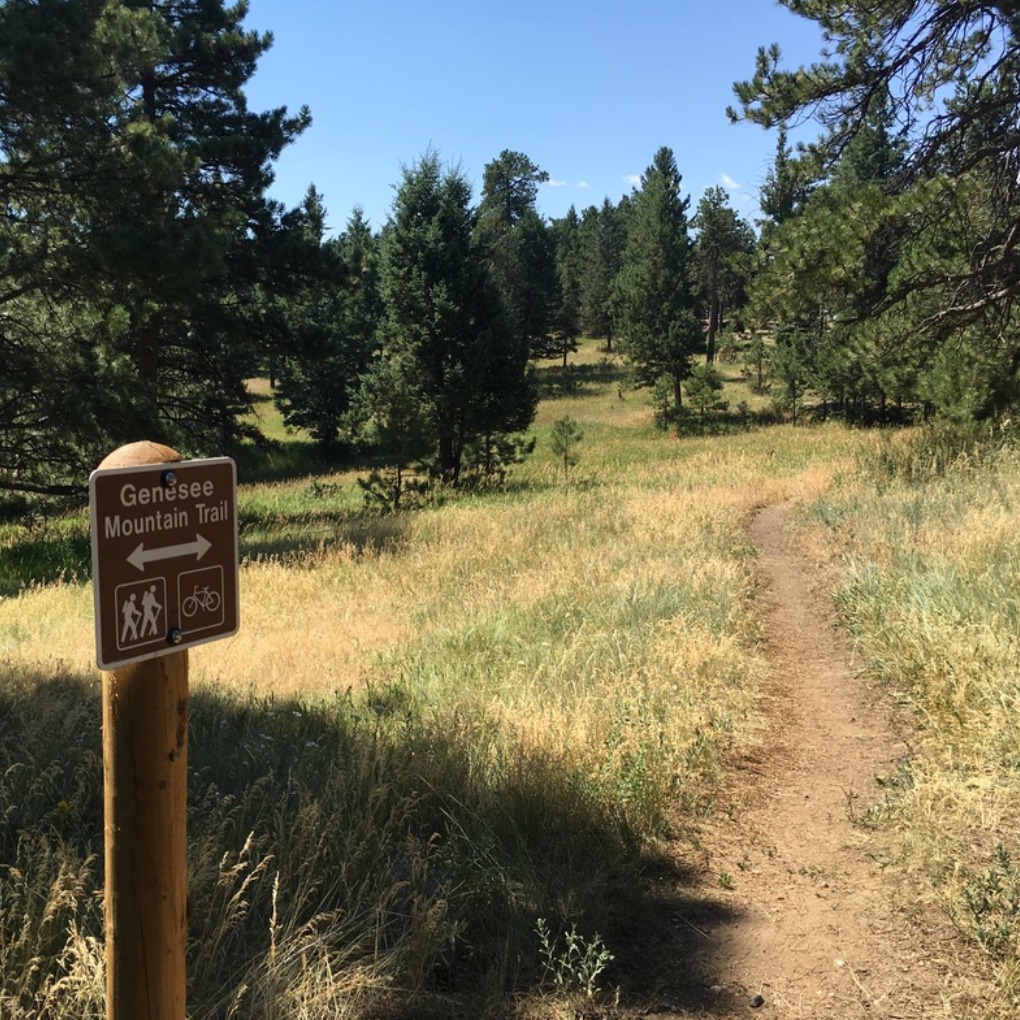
top-left (97, 441), bottom-right (188, 1020)
top-left (91, 441), bottom-right (239, 1019)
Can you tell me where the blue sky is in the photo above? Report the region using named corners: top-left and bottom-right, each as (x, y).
top-left (243, 0), bottom-right (828, 234)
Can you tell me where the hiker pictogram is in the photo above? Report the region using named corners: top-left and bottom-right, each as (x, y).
top-left (115, 578), bottom-right (167, 650)
top-left (120, 594), bottom-right (141, 643)
top-left (141, 584), bottom-right (162, 636)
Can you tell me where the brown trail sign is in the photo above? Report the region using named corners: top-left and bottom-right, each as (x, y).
top-left (90, 455), bottom-right (239, 670)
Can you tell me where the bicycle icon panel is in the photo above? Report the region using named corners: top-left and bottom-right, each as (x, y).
top-left (176, 565), bottom-right (225, 634)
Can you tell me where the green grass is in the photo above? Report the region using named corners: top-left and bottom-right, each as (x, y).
top-left (0, 516), bottom-right (91, 597)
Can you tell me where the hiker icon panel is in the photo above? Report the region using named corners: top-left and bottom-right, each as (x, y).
top-left (177, 565), bottom-right (225, 635)
top-left (115, 578), bottom-right (168, 651)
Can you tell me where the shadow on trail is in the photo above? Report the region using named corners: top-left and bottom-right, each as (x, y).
top-left (1, 663), bottom-right (742, 1019)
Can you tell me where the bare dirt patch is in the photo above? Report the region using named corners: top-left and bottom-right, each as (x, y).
top-left (664, 502), bottom-right (987, 1018)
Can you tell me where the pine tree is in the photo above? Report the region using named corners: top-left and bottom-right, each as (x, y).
top-left (96, 0), bottom-right (310, 437)
top-left (0, 0), bottom-right (310, 493)
top-left (693, 187), bottom-right (755, 362)
top-left (732, 2), bottom-right (1020, 419)
top-left (274, 203), bottom-right (381, 449)
top-left (549, 207), bottom-right (583, 366)
top-left (374, 152), bottom-right (536, 486)
top-left (749, 99), bottom-right (918, 420)
top-left (757, 126), bottom-right (813, 243)
top-left (684, 362), bottom-right (728, 419)
top-left (613, 147), bottom-right (699, 414)
top-left (578, 198), bottom-right (626, 350)
top-left (0, 0), bottom-right (147, 493)
top-left (475, 151), bottom-right (557, 361)
top-left (550, 416), bottom-right (583, 481)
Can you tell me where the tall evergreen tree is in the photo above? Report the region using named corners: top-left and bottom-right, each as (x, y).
top-left (549, 206), bottom-right (583, 366)
top-left (613, 147), bottom-right (699, 414)
top-left (757, 126), bottom-right (813, 244)
top-left (94, 0), bottom-right (310, 436)
top-left (373, 152), bottom-right (536, 485)
top-left (478, 149), bottom-right (549, 226)
top-left (274, 202), bottom-right (381, 449)
top-left (475, 150), bottom-right (557, 361)
top-left (750, 99), bottom-right (921, 419)
top-left (0, 0), bottom-right (309, 494)
top-left (578, 198), bottom-right (627, 350)
top-left (732, 2), bottom-right (1020, 419)
top-left (693, 187), bottom-right (755, 362)
top-left (1, 0), bottom-right (144, 493)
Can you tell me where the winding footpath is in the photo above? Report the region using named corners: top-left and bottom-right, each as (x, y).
top-left (679, 503), bottom-right (985, 1018)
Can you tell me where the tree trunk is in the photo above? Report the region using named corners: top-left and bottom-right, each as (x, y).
top-left (439, 433), bottom-right (459, 485)
top-left (136, 321), bottom-right (160, 385)
top-left (706, 294), bottom-right (721, 363)
top-left (135, 321), bottom-right (162, 430)
top-left (141, 69), bottom-right (157, 123)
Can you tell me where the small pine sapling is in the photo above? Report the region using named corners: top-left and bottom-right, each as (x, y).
top-left (550, 416), bottom-right (583, 481)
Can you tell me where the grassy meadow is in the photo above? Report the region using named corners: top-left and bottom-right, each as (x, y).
top-left (1, 343), bottom-right (1018, 1017)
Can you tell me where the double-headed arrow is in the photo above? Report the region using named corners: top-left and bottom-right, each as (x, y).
top-left (127, 533), bottom-right (211, 572)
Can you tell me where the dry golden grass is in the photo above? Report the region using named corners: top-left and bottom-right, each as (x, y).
top-left (1, 348), bottom-right (906, 1019)
top-left (798, 432), bottom-right (1020, 1008)
top-left (0, 423), bottom-right (859, 705)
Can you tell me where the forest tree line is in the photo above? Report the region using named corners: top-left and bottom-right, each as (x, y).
top-left (2, 0), bottom-right (1017, 501)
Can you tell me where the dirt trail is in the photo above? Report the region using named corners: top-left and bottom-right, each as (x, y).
top-left (679, 502), bottom-right (973, 1018)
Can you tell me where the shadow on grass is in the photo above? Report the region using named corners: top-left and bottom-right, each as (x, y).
top-left (230, 436), bottom-right (338, 484)
top-left (237, 506), bottom-right (410, 561)
top-left (536, 358), bottom-right (628, 401)
top-left (0, 497), bottom-right (409, 594)
top-left (0, 527), bottom-right (91, 596)
top-left (672, 406), bottom-right (783, 438)
top-left (1, 664), bottom-right (743, 1019)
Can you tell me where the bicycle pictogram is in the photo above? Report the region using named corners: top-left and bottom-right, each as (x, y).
top-left (176, 564), bottom-right (225, 634)
top-left (182, 584), bottom-right (221, 618)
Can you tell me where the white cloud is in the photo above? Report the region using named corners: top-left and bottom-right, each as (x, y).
top-left (623, 174), bottom-right (641, 187)
top-left (721, 173), bottom-right (741, 191)
top-left (548, 179), bottom-right (568, 188)
top-left (578, 180), bottom-right (590, 189)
